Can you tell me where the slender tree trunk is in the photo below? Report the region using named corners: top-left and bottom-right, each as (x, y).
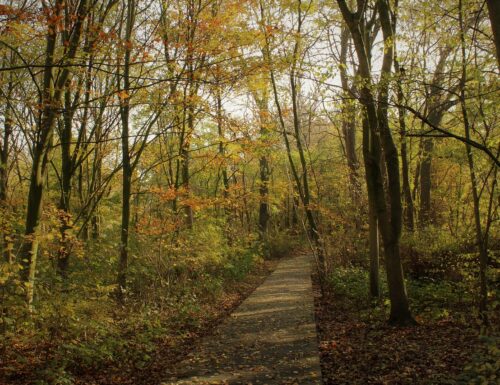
top-left (117, 0), bottom-right (135, 300)
top-left (215, 87), bottom-right (233, 236)
top-left (419, 137), bottom-right (433, 225)
top-left (91, 119), bottom-right (103, 240)
top-left (216, 90), bottom-right (230, 198)
top-left (181, 134), bottom-right (193, 228)
top-left (19, 2), bottom-right (60, 306)
top-left (1, 76), bottom-right (14, 263)
top-left (57, 86), bottom-right (75, 276)
top-left (459, 0), bottom-right (488, 322)
top-left (19, 0), bottom-right (88, 307)
top-left (288, 0), bottom-right (325, 271)
top-left (362, 116), bottom-right (380, 298)
top-left (394, 58), bottom-right (414, 231)
top-left (0, 90), bottom-right (9, 206)
top-left (417, 47), bottom-right (453, 228)
top-left (292, 195), bottom-right (299, 229)
top-left (339, 27), bottom-right (361, 211)
top-left (255, 96), bottom-right (270, 238)
top-left (260, 0), bottom-right (325, 274)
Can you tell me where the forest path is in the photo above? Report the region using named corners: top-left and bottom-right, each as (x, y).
top-left (162, 253), bottom-right (322, 385)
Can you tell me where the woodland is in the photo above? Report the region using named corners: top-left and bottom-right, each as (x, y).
top-left (0, 0), bottom-right (498, 384)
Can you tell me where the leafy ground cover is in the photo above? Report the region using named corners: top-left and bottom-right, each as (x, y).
top-left (0, 257), bottom-right (278, 385)
top-left (314, 267), bottom-right (499, 385)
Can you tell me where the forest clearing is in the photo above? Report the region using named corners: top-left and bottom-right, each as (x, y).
top-left (0, 0), bottom-right (499, 384)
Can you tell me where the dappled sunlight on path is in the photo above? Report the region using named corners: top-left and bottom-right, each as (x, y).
top-left (162, 254), bottom-right (322, 385)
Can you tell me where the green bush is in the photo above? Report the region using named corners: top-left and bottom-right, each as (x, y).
top-left (457, 335), bottom-right (500, 385)
top-left (326, 265), bottom-right (477, 323)
top-left (265, 231), bottom-right (299, 259)
top-left (401, 226), bottom-right (474, 280)
top-left (327, 266), bottom-right (371, 302)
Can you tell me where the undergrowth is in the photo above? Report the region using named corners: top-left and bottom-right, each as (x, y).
top-left (325, 253), bottom-right (498, 384)
top-left (0, 218), bottom-right (292, 385)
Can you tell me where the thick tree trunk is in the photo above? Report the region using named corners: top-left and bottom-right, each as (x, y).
top-left (337, 0), bottom-right (415, 325)
top-left (118, 155), bottom-right (131, 297)
top-left (377, 0), bottom-right (414, 324)
top-left (418, 108), bottom-right (450, 227)
top-left (486, 0), bottom-right (500, 69)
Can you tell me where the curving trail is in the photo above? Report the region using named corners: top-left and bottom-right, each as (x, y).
top-left (162, 254), bottom-right (322, 385)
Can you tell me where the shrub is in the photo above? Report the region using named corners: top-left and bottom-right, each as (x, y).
top-left (265, 230), bottom-right (299, 259)
top-left (401, 226), bottom-right (475, 280)
top-left (457, 335), bottom-right (500, 385)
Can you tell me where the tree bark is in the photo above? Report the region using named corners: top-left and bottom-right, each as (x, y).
top-left (417, 47), bottom-right (453, 227)
top-left (1, 72), bottom-right (14, 263)
top-left (256, 95), bottom-right (270, 238)
top-left (117, 0), bottom-right (135, 300)
top-left (339, 27), bottom-right (361, 210)
top-left (20, 0), bottom-right (88, 307)
top-left (486, 0), bottom-right (500, 69)
top-left (337, 0), bottom-right (415, 325)
top-left (459, 0), bottom-right (489, 323)
top-left (394, 57), bottom-right (414, 231)
top-left (362, 116), bottom-right (380, 298)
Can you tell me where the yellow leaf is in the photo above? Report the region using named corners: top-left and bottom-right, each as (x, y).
top-left (118, 90), bottom-right (129, 100)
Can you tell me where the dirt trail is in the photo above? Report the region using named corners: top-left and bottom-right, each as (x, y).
top-left (162, 253), bottom-right (322, 385)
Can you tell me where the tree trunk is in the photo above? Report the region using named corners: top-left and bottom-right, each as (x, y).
top-left (417, 47), bottom-right (453, 228)
top-left (377, 0), bottom-right (414, 324)
top-left (362, 116), bottom-right (380, 298)
top-left (459, 0), bottom-right (488, 323)
top-left (340, 27), bottom-right (361, 211)
top-left (261, 0), bottom-right (325, 274)
top-left (117, 0), bottom-right (135, 300)
top-left (216, 90), bottom-right (230, 198)
top-left (1, 75), bottom-right (14, 263)
top-left (486, 0), bottom-right (500, 69)
top-left (57, 86), bottom-right (75, 276)
top-left (394, 57), bottom-right (414, 231)
top-left (337, 0), bottom-right (415, 325)
top-left (20, 0), bottom-right (88, 306)
top-left (419, 137), bottom-right (433, 225)
top-left (255, 95), bottom-right (270, 238)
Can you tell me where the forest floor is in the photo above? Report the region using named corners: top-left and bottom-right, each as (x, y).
top-left (313, 274), bottom-right (490, 385)
top-left (4, 251), bottom-right (497, 385)
top-left (81, 259), bottom-right (281, 385)
top-left (0, 259), bottom-right (279, 385)
top-left (161, 253), bottom-right (322, 385)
